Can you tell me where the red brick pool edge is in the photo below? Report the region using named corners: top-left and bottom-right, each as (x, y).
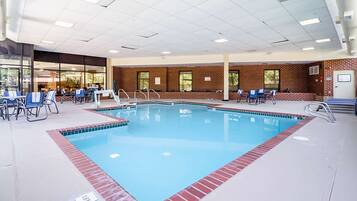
top-left (47, 118), bottom-right (137, 201)
top-left (166, 115), bottom-right (313, 201)
top-left (48, 103), bottom-right (313, 201)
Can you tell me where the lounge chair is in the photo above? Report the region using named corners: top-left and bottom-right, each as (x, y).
top-left (270, 90), bottom-right (277, 105)
top-left (0, 103), bottom-right (5, 120)
top-left (17, 92), bottom-right (48, 122)
top-left (247, 90), bottom-right (258, 104)
top-left (44, 90), bottom-right (59, 114)
top-left (2, 90), bottom-right (21, 120)
top-left (237, 89), bottom-right (244, 103)
top-left (74, 89), bottom-right (85, 104)
top-left (257, 88), bottom-right (266, 103)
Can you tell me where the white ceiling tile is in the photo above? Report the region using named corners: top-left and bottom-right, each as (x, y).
top-left (152, 0), bottom-right (191, 15)
top-left (11, 0), bottom-right (341, 57)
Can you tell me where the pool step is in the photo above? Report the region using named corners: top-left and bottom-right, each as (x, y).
top-left (329, 105), bottom-right (355, 114)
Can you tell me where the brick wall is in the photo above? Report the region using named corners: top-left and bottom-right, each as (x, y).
top-left (323, 58), bottom-right (357, 97)
top-left (306, 62), bottom-right (324, 100)
top-left (230, 63), bottom-right (309, 92)
top-left (114, 64), bottom-right (310, 93)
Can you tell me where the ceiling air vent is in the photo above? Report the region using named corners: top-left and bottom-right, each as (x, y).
top-left (137, 32), bottom-right (159, 39)
top-left (99, 0), bottom-right (116, 8)
top-left (272, 39), bottom-right (289, 44)
top-left (246, 49), bottom-right (257, 53)
top-left (121, 45), bottom-right (138, 50)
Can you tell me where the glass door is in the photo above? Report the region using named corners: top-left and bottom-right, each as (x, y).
top-left (0, 65), bottom-right (21, 94)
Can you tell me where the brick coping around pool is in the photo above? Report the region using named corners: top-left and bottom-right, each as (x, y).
top-left (48, 101), bottom-right (313, 201)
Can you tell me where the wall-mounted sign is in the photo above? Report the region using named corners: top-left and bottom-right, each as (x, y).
top-left (337, 74), bottom-right (351, 82)
top-left (326, 76), bottom-right (332, 81)
top-left (155, 77), bottom-right (160, 85)
top-left (204, 76), bottom-right (211, 81)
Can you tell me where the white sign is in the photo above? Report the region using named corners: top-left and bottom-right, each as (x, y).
top-left (204, 76), bottom-right (211, 81)
top-left (75, 192), bottom-right (98, 201)
top-left (155, 77), bottom-right (161, 85)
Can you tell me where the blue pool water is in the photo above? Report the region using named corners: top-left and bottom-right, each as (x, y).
top-left (66, 104), bottom-right (299, 201)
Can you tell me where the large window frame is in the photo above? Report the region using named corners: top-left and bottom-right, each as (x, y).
top-left (137, 72), bottom-right (150, 91)
top-left (229, 70), bottom-right (240, 91)
top-left (264, 69), bottom-right (280, 91)
top-left (33, 61), bottom-right (106, 92)
top-left (179, 71), bottom-right (193, 92)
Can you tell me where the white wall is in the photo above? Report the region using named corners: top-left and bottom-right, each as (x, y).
top-left (111, 50), bottom-right (357, 66)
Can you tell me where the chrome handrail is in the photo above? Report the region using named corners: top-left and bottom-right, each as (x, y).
top-left (147, 89), bottom-right (160, 100)
top-left (118, 88), bottom-right (130, 100)
top-left (134, 90), bottom-right (147, 101)
top-left (304, 102), bottom-right (336, 123)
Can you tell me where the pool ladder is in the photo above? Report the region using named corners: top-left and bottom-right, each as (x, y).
top-left (147, 89), bottom-right (160, 101)
top-left (304, 102), bottom-right (336, 123)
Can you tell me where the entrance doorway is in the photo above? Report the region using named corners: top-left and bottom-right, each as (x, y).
top-left (333, 70), bottom-right (356, 99)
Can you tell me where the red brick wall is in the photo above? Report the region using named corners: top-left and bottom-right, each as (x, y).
top-left (323, 58), bottom-right (357, 97)
top-left (167, 66), bottom-right (223, 92)
top-left (114, 64), bottom-right (310, 93)
top-left (230, 64), bottom-right (309, 92)
top-left (306, 62), bottom-right (324, 99)
top-left (113, 67), bottom-right (168, 92)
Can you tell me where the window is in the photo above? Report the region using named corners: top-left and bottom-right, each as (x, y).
top-left (137, 72), bottom-right (149, 90)
top-left (229, 71), bottom-right (239, 91)
top-left (264, 69), bottom-right (280, 90)
top-left (179, 71), bottom-right (192, 92)
top-left (34, 62), bottom-right (59, 92)
top-left (60, 64), bottom-right (85, 90)
top-left (85, 65), bottom-right (106, 89)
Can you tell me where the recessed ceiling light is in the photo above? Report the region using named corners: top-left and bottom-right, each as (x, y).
top-left (161, 51), bottom-right (171, 55)
top-left (71, 68), bottom-right (77, 71)
top-left (302, 47), bottom-right (315, 51)
top-left (41, 40), bottom-right (54, 44)
top-left (55, 21), bottom-right (74, 28)
top-left (299, 18), bottom-right (320, 26)
top-left (315, 38), bottom-right (331, 43)
top-left (85, 0), bottom-right (100, 3)
top-left (214, 38), bottom-right (228, 43)
top-left (109, 50), bottom-right (119, 53)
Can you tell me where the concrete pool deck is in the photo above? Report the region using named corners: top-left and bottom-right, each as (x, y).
top-left (0, 100), bottom-right (356, 201)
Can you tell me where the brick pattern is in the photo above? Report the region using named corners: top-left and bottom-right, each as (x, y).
top-left (306, 62), bottom-right (324, 97)
top-left (48, 102), bottom-right (312, 201)
top-left (113, 64), bottom-right (311, 94)
top-left (166, 111), bottom-right (313, 201)
top-left (230, 63), bottom-right (309, 93)
top-left (48, 118), bottom-right (136, 201)
top-left (323, 58), bottom-right (357, 97)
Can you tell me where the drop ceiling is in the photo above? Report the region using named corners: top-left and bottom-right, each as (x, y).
top-left (9, 0), bottom-right (342, 58)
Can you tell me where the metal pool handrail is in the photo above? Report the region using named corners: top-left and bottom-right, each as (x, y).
top-left (304, 102), bottom-right (336, 123)
top-left (118, 89), bottom-right (130, 100)
top-left (134, 90), bottom-right (147, 101)
top-left (147, 89), bottom-right (160, 100)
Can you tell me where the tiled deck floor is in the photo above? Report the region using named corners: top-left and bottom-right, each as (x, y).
top-left (0, 99), bottom-right (356, 201)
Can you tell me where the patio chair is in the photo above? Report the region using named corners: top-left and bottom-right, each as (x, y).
top-left (44, 90), bottom-right (59, 114)
top-left (247, 90), bottom-right (258, 104)
top-left (270, 90), bottom-right (277, 105)
top-left (237, 89), bottom-right (244, 103)
top-left (0, 103), bottom-right (5, 120)
top-left (257, 88), bottom-right (266, 103)
top-left (74, 89), bottom-right (85, 104)
top-left (17, 92), bottom-right (47, 122)
top-left (2, 90), bottom-right (21, 120)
